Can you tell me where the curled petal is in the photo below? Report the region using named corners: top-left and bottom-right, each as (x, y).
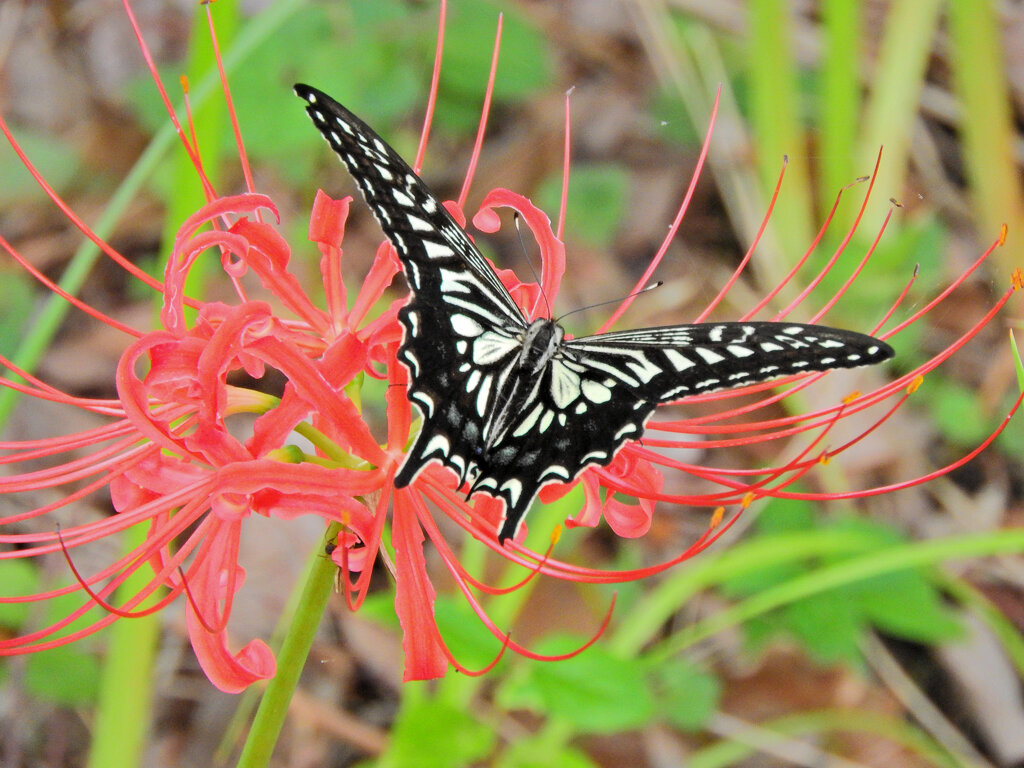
top-left (474, 187), bottom-right (566, 313)
top-left (186, 603), bottom-right (276, 694)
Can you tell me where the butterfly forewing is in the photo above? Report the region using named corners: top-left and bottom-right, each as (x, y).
top-left (566, 321), bottom-right (893, 402)
top-left (296, 84), bottom-right (896, 544)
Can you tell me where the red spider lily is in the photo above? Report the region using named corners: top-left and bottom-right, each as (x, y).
top-left (0, 0), bottom-right (1020, 690)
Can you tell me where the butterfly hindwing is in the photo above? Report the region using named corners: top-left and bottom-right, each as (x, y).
top-left (297, 84), bottom-right (895, 544)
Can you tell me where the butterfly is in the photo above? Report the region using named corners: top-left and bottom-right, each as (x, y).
top-left (295, 84), bottom-right (895, 544)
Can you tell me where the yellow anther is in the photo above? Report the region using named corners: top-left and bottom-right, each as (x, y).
top-left (908, 375), bottom-right (924, 394)
top-left (741, 493), bottom-right (756, 509)
top-left (842, 391), bottom-right (862, 404)
top-left (710, 507), bottom-right (725, 528)
top-left (550, 524), bottom-right (563, 545)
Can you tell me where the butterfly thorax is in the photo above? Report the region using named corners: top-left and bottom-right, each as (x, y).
top-left (517, 318), bottom-right (565, 374)
top-left (484, 318), bottom-right (565, 451)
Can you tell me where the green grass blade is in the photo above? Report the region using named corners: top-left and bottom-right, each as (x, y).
top-left (948, 0), bottom-right (1024, 277)
top-left (748, 0), bottom-right (814, 254)
top-left (818, 0), bottom-right (861, 216)
top-left (856, 0), bottom-right (942, 227)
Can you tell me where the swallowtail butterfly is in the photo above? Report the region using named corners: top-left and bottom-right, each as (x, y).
top-left (295, 84), bottom-right (894, 544)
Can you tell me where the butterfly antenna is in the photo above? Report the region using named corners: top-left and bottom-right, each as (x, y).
top-left (556, 281), bottom-right (664, 324)
top-left (513, 212), bottom-right (552, 318)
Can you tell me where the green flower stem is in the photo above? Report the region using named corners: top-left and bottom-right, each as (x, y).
top-left (86, 524), bottom-right (162, 768)
top-left (236, 522), bottom-right (341, 768)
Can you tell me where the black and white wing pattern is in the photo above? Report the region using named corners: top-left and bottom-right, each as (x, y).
top-left (296, 84), bottom-right (895, 544)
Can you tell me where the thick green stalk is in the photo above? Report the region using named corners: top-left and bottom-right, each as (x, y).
top-left (947, 0), bottom-right (1024, 277)
top-left (818, 0), bottom-right (861, 218)
top-left (748, 0), bottom-right (814, 259)
top-left (235, 524), bottom-right (341, 768)
top-left (856, 0), bottom-right (942, 228)
top-left (86, 525), bottom-right (162, 768)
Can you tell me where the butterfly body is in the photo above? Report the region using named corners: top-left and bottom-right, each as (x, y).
top-left (295, 84), bottom-right (895, 543)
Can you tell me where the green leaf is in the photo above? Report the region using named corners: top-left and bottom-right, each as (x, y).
top-left (381, 696), bottom-right (495, 768)
top-left (852, 570), bottom-right (963, 644)
top-left (651, 659), bottom-right (721, 732)
top-left (496, 738), bottom-right (599, 768)
top-left (437, 1), bottom-right (550, 131)
top-left (25, 644), bottom-right (100, 707)
top-left (0, 558), bottom-right (41, 629)
top-left (434, 595), bottom-right (507, 669)
top-left (504, 639), bottom-right (656, 733)
top-left (538, 164), bottom-right (629, 248)
top-left (782, 593), bottom-right (863, 666)
top-left (0, 128), bottom-right (81, 205)
top-left (924, 377), bottom-right (993, 447)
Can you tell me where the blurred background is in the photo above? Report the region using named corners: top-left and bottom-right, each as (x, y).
top-left (0, 0), bottom-right (1022, 766)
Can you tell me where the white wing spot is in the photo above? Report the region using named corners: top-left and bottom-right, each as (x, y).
top-left (424, 434), bottom-right (451, 459)
top-left (664, 349), bottom-right (695, 370)
top-left (406, 214), bottom-right (433, 231)
top-left (760, 342), bottom-right (784, 352)
top-left (514, 402), bottom-right (545, 437)
top-left (450, 313), bottom-right (484, 338)
top-left (424, 240), bottom-right (454, 259)
top-left (581, 379), bottom-right (612, 403)
top-left (727, 345), bottom-right (754, 358)
top-left (695, 347), bottom-right (725, 364)
top-left (499, 479), bottom-right (523, 507)
top-left (709, 325), bottom-right (726, 342)
top-left (550, 360), bottom-right (582, 408)
top-left (473, 332), bottom-right (519, 364)
top-left (392, 188), bottom-right (415, 208)
top-left (375, 164), bottom-right (394, 181)
top-left (539, 409), bottom-right (555, 433)
top-left (476, 374), bottom-right (493, 417)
